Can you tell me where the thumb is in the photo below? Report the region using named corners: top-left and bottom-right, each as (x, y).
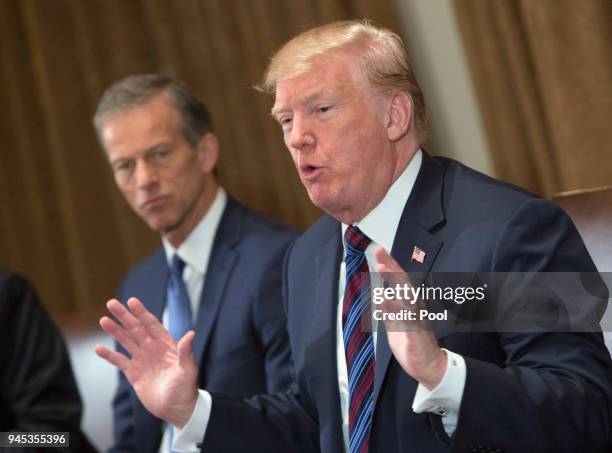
top-left (374, 245), bottom-right (402, 273)
top-left (374, 246), bottom-right (411, 288)
top-left (177, 330), bottom-right (196, 369)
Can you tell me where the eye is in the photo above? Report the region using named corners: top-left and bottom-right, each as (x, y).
top-left (113, 160), bottom-right (133, 173)
top-left (317, 105), bottom-right (331, 114)
top-left (153, 148), bottom-right (171, 160)
top-left (279, 116), bottom-right (293, 131)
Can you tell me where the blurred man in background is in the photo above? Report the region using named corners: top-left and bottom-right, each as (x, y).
top-left (94, 74), bottom-right (296, 453)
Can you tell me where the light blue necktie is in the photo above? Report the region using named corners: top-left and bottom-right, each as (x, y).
top-left (166, 254), bottom-right (192, 452)
top-left (167, 254), bottom-right (192, 341)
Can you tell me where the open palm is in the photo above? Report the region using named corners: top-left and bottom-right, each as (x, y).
top-left (374, 247), bottom-right (447, 390)
top-left (95, 297), bottom-right (198, 428)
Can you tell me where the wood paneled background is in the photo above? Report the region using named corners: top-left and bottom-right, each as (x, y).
top-left (454, 0), bottom-right (612, 195)
top-left (1, 0), bottom-right (610, 322)
top-left (0, 0), bottom-right (401, 322)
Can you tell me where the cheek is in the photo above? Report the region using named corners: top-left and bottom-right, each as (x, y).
top-left (291, 150), bottom-right (300, 165)
top-left (119, 186), bottom-right (138, 206)
top-left (335, 138), bottom-right (379, 184)
top-left (167, 159), bottom-right (197, 190)
top-left (172, 166), bottom-right (206, 202)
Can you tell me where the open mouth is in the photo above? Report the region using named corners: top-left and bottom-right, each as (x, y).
top-left (300, 164), bottom-right (322, 180)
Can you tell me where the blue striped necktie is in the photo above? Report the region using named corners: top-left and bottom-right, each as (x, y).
top-left (342, 226), bottom-right (375, 453)
top-left (166, 254), bottom-right (192, 452)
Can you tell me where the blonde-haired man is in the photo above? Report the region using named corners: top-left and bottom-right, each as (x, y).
top-left (96, 21), bottom-right (611, 453)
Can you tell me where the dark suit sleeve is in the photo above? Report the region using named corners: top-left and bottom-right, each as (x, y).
top-left (204, 385), bottom-right (319, 453)
top-left (109, 355), bottom-right (136, 452)
top-left (202, 243), bottom-right (319, 453)
top-left (451, 199), bottom-right (612, 452)
top-left (109, 283), bottom-right (137, 453)
top-left (0, 270), bottom-right (96, 453)
top-left (253, 235), bottom-right (295, 393)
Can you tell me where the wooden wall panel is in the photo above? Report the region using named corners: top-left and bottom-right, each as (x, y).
top-left (0, 0), bottom-right (402, 322)
top-left (454, 0), bottom-right (612, 196)
top-left (519, 0), bottom-right (612, 190)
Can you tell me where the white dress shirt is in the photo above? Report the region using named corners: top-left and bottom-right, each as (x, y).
top-left (337, 150), bottom-right (465, 446)
top-left (173, 151), bottom-right (466, 452)
top-left (157, 187), bottom-right (227, 453)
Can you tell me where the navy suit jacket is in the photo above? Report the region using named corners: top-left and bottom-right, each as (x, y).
top-left (204, 153), bottom-right (612, 452)
top-left (110, 197), bottom-right (297, 453)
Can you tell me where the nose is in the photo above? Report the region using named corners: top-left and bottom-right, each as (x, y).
top-left (133, 159), bottom-right (158, 189)
top-left (288, 115), bottom-right (315, 152)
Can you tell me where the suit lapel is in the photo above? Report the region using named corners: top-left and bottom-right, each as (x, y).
top-left (142, 248), bottom-right (168, 322)
top-left (373, 152), bottom-right (446, 407)
top-left (306, 224), bottom-right (345, 451)
top-left (191, 200), bottom-right (240, 367)
top-left (138, 204), bottom-right (240, 450)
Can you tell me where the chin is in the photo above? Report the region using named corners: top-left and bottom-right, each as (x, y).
top-left (142, 216), bottom-right (172, 234)
top-left (308, 190), bottom-right (343, 217)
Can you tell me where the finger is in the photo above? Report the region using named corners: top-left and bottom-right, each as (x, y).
top-left (107, 298), bottom-right (141, 328)
top-left (99, 316), bottom-right (137, 353)
top-left (177, 330), bottom-right (196, 369)
top-left (107, 299), bottom-right (148, 344)
top-left (128, 297), bottom-right (174, 342)
top-left (373, 247), bottom-right (430, 331)
top-left (95, 344), bottom-right (130, 372)
top-left (374, 246), bottom-right (402, 272)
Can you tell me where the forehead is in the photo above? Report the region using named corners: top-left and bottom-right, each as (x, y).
top-left (272, 55), bottom-right (363, 113)
top-left (100, 94), bottom-right (181, 148)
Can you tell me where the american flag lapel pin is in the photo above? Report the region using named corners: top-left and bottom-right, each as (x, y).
top-left (411, 246), bottom-right (426, 263)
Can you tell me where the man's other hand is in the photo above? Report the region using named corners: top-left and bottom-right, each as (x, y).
top-left (374, 246), bottom-right (447, 390)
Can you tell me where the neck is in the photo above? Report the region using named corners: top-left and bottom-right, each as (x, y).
top-left (164, 179), bottom-right (218, 248)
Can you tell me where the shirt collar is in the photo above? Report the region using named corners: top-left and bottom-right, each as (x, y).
top-left (162, 187), bottom-right (228, 274)
top-left (341, 149), bottom-right (422, 253)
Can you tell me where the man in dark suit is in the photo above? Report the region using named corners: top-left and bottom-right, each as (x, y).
top-left (0, 268), bottom-right (96, 452)
top-left (93, 74), bottom-right (296, 452)
top-left (95, 22), bottom-right (612, 452)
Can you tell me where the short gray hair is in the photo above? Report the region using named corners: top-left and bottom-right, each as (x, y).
top-left (93, 74), bottom-right (213, 147)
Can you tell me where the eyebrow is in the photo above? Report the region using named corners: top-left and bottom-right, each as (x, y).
top-left (270, 106), bottom-right (285, 119)
top-left (271, 89), bottom-right (333, 118)
top-left (108, 141), bottom-right (173, 164)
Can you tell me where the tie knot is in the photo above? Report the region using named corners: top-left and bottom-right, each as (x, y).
top-left (170, 254), bottom-right (186, 277)
top-left (344, 226), bottom-right (372, 255)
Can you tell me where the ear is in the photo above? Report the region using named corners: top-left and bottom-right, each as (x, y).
top-left (195, 132), bottom-right (219, 173)
top-left (386, 92), bottom-right (413, 142)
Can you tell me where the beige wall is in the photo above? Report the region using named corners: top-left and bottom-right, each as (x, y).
top-left (452, 0), bottom-right (612, 196)
top-left (393, 0), bottom-right (493, 175)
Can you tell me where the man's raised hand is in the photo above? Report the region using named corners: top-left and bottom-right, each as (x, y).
top-left (374, 246), bottom-right (447, 390)
top-left (95, 297), bottom-right (198, 428)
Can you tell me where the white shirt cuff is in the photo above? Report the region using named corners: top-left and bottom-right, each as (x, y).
top-left (412, 348), bottom-right (466, 436)
top-left (171, 390), bottom-right (212, 452)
